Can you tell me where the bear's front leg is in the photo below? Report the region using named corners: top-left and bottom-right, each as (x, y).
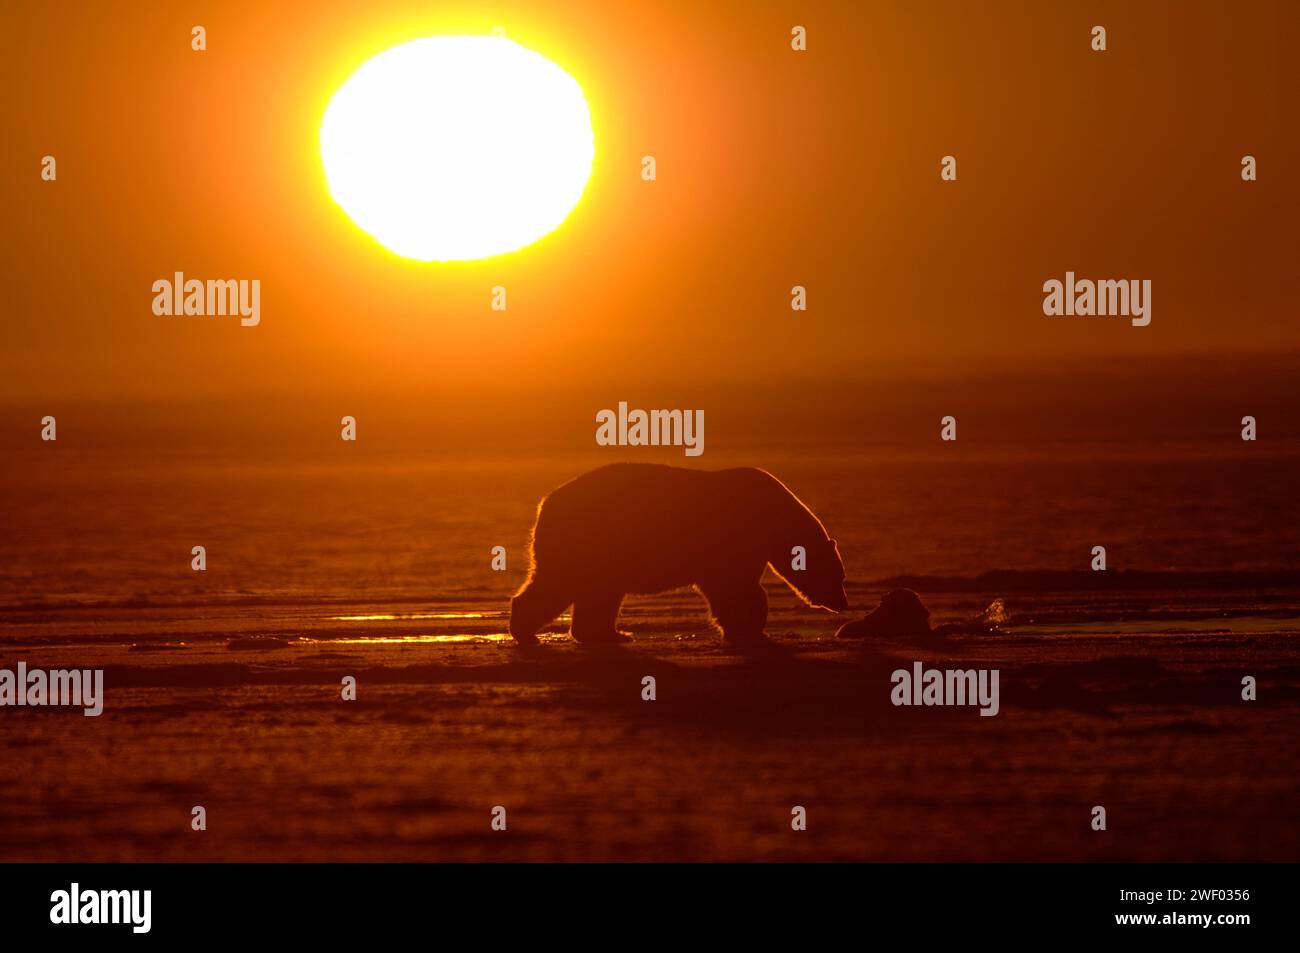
top-left (570, 590), bottom-right (632, 644)
top-left (700, 579), bottom-right (769, 643)
top-left (510, 576), bottom-right (572, 646)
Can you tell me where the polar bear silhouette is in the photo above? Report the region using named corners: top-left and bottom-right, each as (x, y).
top-left (509, 463), bottom-right (849, 645)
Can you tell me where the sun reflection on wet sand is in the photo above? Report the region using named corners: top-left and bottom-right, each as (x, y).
top-left (329, 612), bottom-right (487, 622)
top-left (307, 632), bottom-right (571, 645)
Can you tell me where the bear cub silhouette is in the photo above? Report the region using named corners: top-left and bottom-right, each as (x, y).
top-left (510, 463), bottom-right (849, 645)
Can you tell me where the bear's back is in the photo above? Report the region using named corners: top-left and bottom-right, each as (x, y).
top-left (541, 464), bottom-right (780, 519)
top-left (532, 464), bottom-right (787, 568)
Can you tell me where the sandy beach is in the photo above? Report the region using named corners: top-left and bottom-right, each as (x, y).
top-left (4, 584), bottom-right (1298, 862)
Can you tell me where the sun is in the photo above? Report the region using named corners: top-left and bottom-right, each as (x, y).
top-left (320, 36), bottom-right (595, 262)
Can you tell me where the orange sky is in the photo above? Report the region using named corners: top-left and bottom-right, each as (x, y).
top-left (4, 0), bottom-right (1298, 403)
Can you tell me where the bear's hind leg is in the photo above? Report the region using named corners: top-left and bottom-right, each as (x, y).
top-left (570, 590), bottom-right (631, 644)
top-left (699, 579), bottom-right (769, 643)
top-left (510, 576), bottom-right (572, 646)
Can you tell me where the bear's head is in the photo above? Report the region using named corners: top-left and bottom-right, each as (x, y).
top-left (787, 537), bottom-right (849, 612)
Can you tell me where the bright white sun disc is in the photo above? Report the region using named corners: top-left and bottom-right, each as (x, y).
top-left (321, 36), bottom-right (594, 261)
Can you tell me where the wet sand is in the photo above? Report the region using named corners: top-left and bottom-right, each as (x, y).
top-left (4, 619), bottom-right (1297, 862)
